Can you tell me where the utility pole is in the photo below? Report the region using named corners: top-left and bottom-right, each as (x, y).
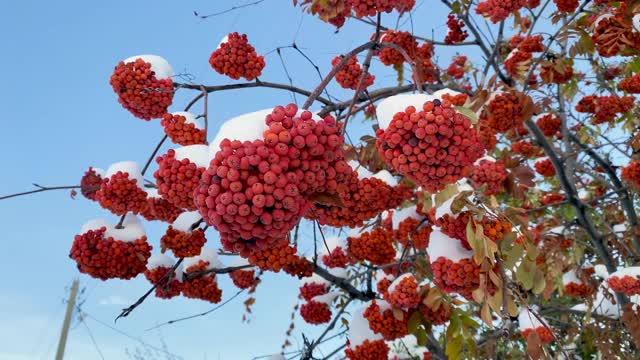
top-left (55, 279), bottom-right (79, 360)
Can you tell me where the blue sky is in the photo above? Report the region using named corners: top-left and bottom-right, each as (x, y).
top-left (0, 1), bottom-right (464, 359)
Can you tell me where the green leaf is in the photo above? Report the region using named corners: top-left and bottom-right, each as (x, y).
top-left (532, 270), bottom-right (546, 294)
top-left (455, 106), bottom-right (478, 124)
top-left (503, 243), bottom-right (524, 269)
top-left (408, 311), bottom-right (422, 334)
top-left (416, 327), bottom-right (428, 347)
top-left (516, 259), bottom-right (535, 290)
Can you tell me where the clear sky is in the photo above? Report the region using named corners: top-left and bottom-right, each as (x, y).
top-left (0, 1), bottom-right (460, 359)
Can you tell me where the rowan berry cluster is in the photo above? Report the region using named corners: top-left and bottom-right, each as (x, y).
top-left (109, 58), bottom-right (174, 120)
top-left (475, 0), bottom-right (528, 23)
top-left (376, 99), bottom-right (484, 192)
top-left (503, 50), bottom-right (532, 78)
top-left (385, 274), bottom-right (421, 308)
top-left (70, 227), bottom-right (151, 281)
top-left (394, 217), bottom-right (431, 250)
top-left (332, 56), bottom-right (375, 90)
top-left (619, 74), bottom-right (640, 93)
top-left (96, 171), bottom-right (148, 215)
top-left (521, 326), bottom-right (554, 344)
top-left (431, 257), bottom-right (485, 300)
top-left (512, 140), bottom-right (540, 158)
top-left (322, 247), bottom-right (350, 268)
top-left (300, 299), bottom-right (332, 324)
top-left (161, 112), bottom-right (206, 146)
top-left (446, 56), bottom-right (467, 79)
top-left (144, 265), bottom-right (182, 299)
top-left (229, 268), bottom-right (258, 289)
top-left (140, 193), bottom-right (183, 223)
top-left (534, 158), bottom-right (556, 177)
top-left (300, 282), bottom-right (328, 301)
top-left (363, 301), bottom-right (409, 340)
top-left (377, 30), bottom-right (418, 66)
top-left (471, 159), bottom-right (508, 196)
top-left (349, 0), bottom-right (416, 18)
top-left (479, 92), bottom-right (531, 134)
top-left (607, 274), bottom-right (640, 296)
top-left (621, 161), bottom-right (640, 189)
top-left (540, 61), bottom-right (574, 84)
top-left (209, 32), bottom-right (265, 81)
top-left (576, 95), bottom-right (635, 125)
top-left (181, 260), bottom-right (223, 303)
top-left (80, 167), bottom-right (102, 201)
top-left (161, 227), bottom-right (206, 258)
top-left (154, 148), bottom-right (206, 211)
top-left (347, 228), bottom-right (396, 265)
top-left (535, 113), bottom-right (561, 137)
top-left (419, 301), bottom-right (452, 325)
top-left (553, 0), bottom-right (578, 12)
top-left (247, 243), bottom-right (312, 278)
top-left (444, 14), bottom-right (468, 45)
top-left (345, 339), bottom-right (389, 360)
top-left (563, 281), bottom-right (592, 297)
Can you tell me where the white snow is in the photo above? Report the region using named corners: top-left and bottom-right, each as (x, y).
top-left (427, 228), bottom-right (473, 263)
top-left (594, 264), bottom-right (611, 279)
top-left (610, 267), bottom-right (640, 279)
top-left (329, 267), bottom-right (347, 279)
top-left (562, 270), bottom-right (582, 285)
top-left (147, 253), bottom-right (175, 270)
top-left (90, 167), bottom-right (105, 178)
top-left (320, 236), bottom-right (345, 254)
top-left (217, 34), bottom-right (230, 49)
top-left (145, 188), bottom-right (161, 198)
top-left (613, 223), bottom-right (628, 234)
top-left (172, 211), bottom-right (202, 232)
top-left (349, 303), bottom-right (384, 348)
top-left (183, 248), bottom-right (223, 271)
top-left (348, 226), bottom-right (367, 239)
top-left (578, 190), bottom-right (590, 200)
top-left (209, 108), bottom-right (272, 158)
top-left (171, 111), bottom-right (203, 129)
top-left (123, 55), bottom-right (173, 80)
top-left (376, 270), bottom-right (395, 282)
top-left (518, 307), bottom-right (549, 330)
top-left (634, 14), bottom-right (640, 33)
top-left (387, 334), bottom-right (429, 359)
top-left (105, 161), bottom-right (144, 188)
top-left (547, 226), bottom-right (566, 236)
top-left (81, 215), bottom-right (146, 243)
top-left (474, 156), bottom-right (496, 166)
top-left (388, 273), bottom-right (414, 294)
top-left (348, 160), bottom-right (374, 180)
top-left (433, 88), bottom-right (463, 100)
top-left (300, 273), bottom-right (330, 287)
top-left (311, 291), bottom-right (338, 305)
top-left (174, 144), bottom-right (210, 169)
top-left (230, 256), bottom-right (251, 267)
top-left (391, 205), bottom-right (422, 229)
top-left (593, 14), bottom-right (614, 30)
top-left (376, 94), bottom-right (436, 130)
top-left (372, 170), bottom-right (398, 186)
top-left (266, 355), bottom-right (285, 360)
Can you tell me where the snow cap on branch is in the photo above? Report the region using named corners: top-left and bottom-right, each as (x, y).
top-left (123, 55), bottom-right (173, 80)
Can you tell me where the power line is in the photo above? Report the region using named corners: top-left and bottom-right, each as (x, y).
top-left (80, 318), bottom-right (106, 360)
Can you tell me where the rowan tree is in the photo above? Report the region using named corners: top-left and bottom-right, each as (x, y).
top-left (7, 0), bottom-right (640, 358)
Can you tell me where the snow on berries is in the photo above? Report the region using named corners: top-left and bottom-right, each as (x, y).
top-left (363, 300), bottom-right (409, 340)
top-left (154, 145), bottom-right (209, 211)
top-left (320, 236), bottom-right (350, 268)
top-left (144, 254), bottom-right (182, 299)
top-left (95, 161), bottom-right (148, 215)
top-left (109, 55), bottom-right (174, 120)
top-left (181, 249), bottom-right (223, 303)
top-left (300, 274), bottom-right (329, 301)
top-left (350, 0), bottom-right (415, 18)
top-left (70, 215), bottom-right (152, 280)
top-left (534, 113), bottom-right (561, 137)
top-left (228, 257), bottom-right (258, 289)
top-left (332, 55), bottom-right (374, 90)
top-left (512, 140), bottom-right (540, 158)
top-left (161, 112), bottom-right (206, 146)
top-left (475, 0), bottom-right (528, 23)
top-left (621, 160), bottom-right (640, 189)
top-left (376, 96), bottom-right (484, 193)
top-left (160, 211), bottom-right (206, 258)
top-left (385, 274), bottom-right (421, 309)
top-left (471, 158), bottom-right (508, 196)
top-left (247, 242), bottom-right (312, 278)
top-left (562, 270), bottom-right (592, 297)
top-left (80, 167), bottom-right (104, 201)
top-left (345, 305), bottom-right (388, 360)
top-left (347, 227), bottom-right (396, 265)
top-left (607, 267), bottom-right (640, 296)
top-left (209, 32), bottom-right (265, 81)
top-left (392, 206), bottom-right (431, 250)
top-left (300, 292), bottom-right (337, 325)
top-left (518, 308), bottom-right (554, 344)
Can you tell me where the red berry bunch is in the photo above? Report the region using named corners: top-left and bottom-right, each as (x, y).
top-left (517, 35), bottom-right (544, 52)
top-left (385, 274), bottom-right (421, 309)
top-left (377, 276), bottom-right (393, 295)
top-left (553, 0), bottom-right (578, 12)
top-left (521, 327), bottom-right (554, 344)
top-left (161, 227), bottom-right (206, 258)
top-left (394, 217), bottom-right (431, 250)
top-left (154, 148), bottom-right (207, 210)
top-left (540, 61), bottom-right (574, 84)
top-left (479, 92), bottom-right (532, 134)
top-left (471, 159), bottom-right (508, 196)
top-left (440, 92), bottom-right (468, 106)
top-left (209, 32), bottom-right (265, 81)
top-left (503, 50), bottom-right (532, 78)
top-left (622, 160), bottom-right (640, 189)
top-left (414, 43), bottom-right (439, 83)
top-left (80, 167), bottom-right (103, 201)
top-left (377, 30), bottom-right (418, 66)
top-left (376, 99), bottom-right (484, 193)
top-left (446, 56), bottom-right (467, 79)
top-left (161, 112), bottom-right (206, 146)
top-left (540, 192), bottom-right (565, 205)
top-left (229, 268), bottom-right (258, 289)
top-left (535, 113), bottom-right (561, 137)
top-left (515, 228), bottom-right (541, 245)
top-left (350, 0), bottom-right (415, 18)
top-left (311, 177), bottom-right (411, 228)
top-left (534, 158), bottom-right (556, 177)
top-left (70, 224), bottom-right (151, 281)
top-left (619, 73), bottom-right (640, 93)
top-left (575, 95), bottom-right (635, 124)
top-left (247, 243), bottom-right (313, 278)
top-left (482, 217), bottom-right (512, 242)
top-left (475, 0), bottom-right (528, 23)
top-left (431, 256), bottom-right (487, 300)
top-left (144, 264), bottom-right (182, 299)
top-left (345, 339), bottom-right (389, 360)
top-left (563, 281), bottom-right (592, 297)
top-left (436, 212), bottom-right (471, 248)
top-left (96, 171), bottom-right (148, 216)
top-left (512, 140), bottom-right (540, 158)
top-left (363, 301), bottom-right (409, 340)
top-left (109, 57), bottom-right (174, 120)
top-left (140, 192), bottom-right (183, 223)
top-left (300, 282), bottom-right (328, 301)
top-left (322, 247), bottom-right (350, 268)
top-left (607, 273), bottom-right (640, 296)
top-left (479, 127), bottom-right (497, 151)
top-left (300, 298), bottom-right (332, 324)
top-left (332, 55), bottom-right (375, 90)
top-left (444, 14), bottom-right (468, 44)
top-left (347, 227), bottom-right (396, 265)
top-left (181, 261), bottom-right (223, 304)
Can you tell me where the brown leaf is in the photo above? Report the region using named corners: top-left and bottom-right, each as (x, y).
top-left (510, 165), bottom-right (536, 187)
top-left (526, 329), bottom-right (544, 360)
top-left (70, 189), bottom-right (77, 199)
top-left (622, 304), bottom-right (640, 347)
top-left (308, 192), bottom-right (343, 206)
